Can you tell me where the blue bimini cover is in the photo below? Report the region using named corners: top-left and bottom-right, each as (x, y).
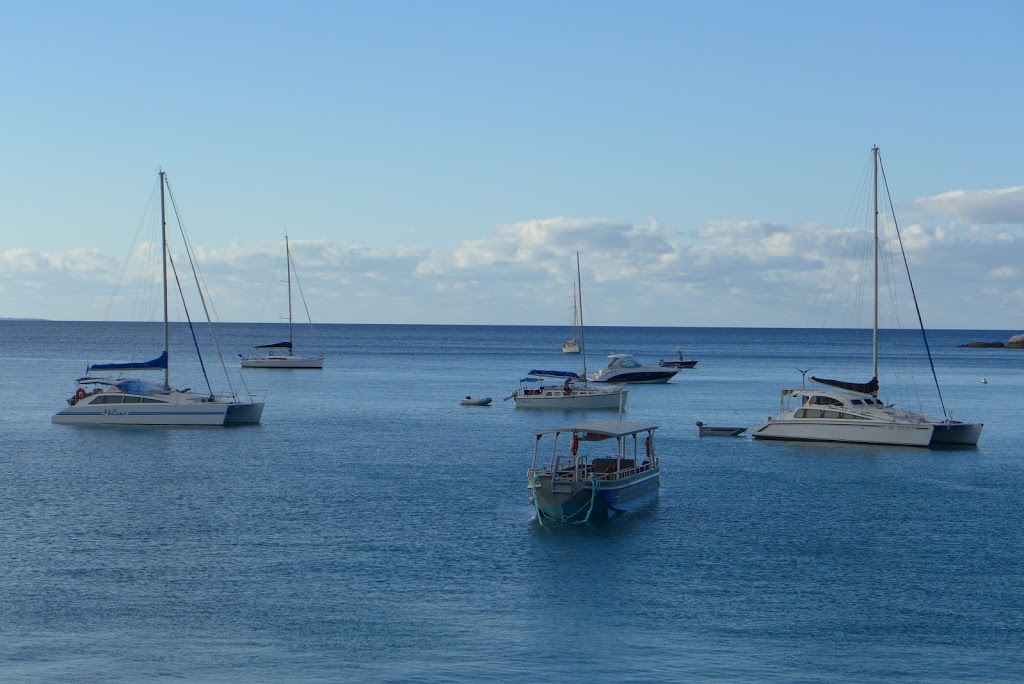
top-left (115, 379), bottom-right (171, 395)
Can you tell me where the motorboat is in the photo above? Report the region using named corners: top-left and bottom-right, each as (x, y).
top-left (53, 171), bottom-right (264, 426)
top-left (527, 420), bottom-right (660, 524)
top-left (752, 147), bottom-right (982, 447)
top-left (460, 396), bottom-right (492, 406)
top-left (589, 354), bottom-right (679, 384)
top-left (241, 235), bottom-right (324, 369)
top-left (659, 350), bottom-right (698, 369)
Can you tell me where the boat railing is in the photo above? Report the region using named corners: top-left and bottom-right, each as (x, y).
top-left (592, 460), bottom-right (655, 481)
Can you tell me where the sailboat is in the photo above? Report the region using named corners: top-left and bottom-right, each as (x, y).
top-left (752, 147), bottom-right (983, 447)
top-left (561, 282), bottom-right (581, 354)
top-left (241, 236), bottom-right (325, 369)
top-left (507, 253), bottom-right (627, 410)
top-left (53, 171), bottom-right (265, 426)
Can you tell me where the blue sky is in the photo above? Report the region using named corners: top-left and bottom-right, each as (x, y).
top-left (2, 1), bottom-right (1022, 329)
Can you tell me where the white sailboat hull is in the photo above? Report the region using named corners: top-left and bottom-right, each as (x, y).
top-left (241, 355), bottom-right (324, 369)
top-left (513, 386), bottom-right (627, 410)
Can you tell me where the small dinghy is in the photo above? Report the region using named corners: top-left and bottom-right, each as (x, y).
top-left (460, 396), bottom-right (492, 406)
top-left (696, 421), bottom-right (747, 437)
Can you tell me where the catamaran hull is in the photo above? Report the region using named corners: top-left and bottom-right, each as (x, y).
top-left (53, 401), bottom-right (264, 426)
top-left (53, 403), bottom-right (231, 426)
top-left (241, 356), bottom-right (324, 369)
top-left (531, 470), bottom-right (660, 522)
top-left (930, 422), bottom-right (983, 446)
top-left (225, 402), bottom-right (265, 424)
top-left (751, 419), bottom-right (934, 447)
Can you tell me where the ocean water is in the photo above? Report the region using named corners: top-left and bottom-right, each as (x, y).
top-left (2, 320), bottom-right (1022, 682)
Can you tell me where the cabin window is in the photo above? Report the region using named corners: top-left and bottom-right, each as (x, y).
top-left (823, 410), bottom-right (842, 419)
top-left (123, 396), bottom-right (142, 403)
top-left (850, 399), bottom-right (863, 405)
top-left (140, 397), bottom-right (163, 403)
top-left (94, 395), bottom-right (123, 404)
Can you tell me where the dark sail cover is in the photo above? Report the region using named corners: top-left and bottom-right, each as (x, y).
top-left (810, 375), bottom-right (879, 394)
top-left (89, 351), bottom-right (168, 371)
top-left (255, 341), bottom-right (293, 349)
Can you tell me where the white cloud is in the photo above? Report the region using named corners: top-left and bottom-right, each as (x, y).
top-left (3, 197), bottom-right (1023, 328)
top-left (914, 186), bottom-right (1024, 226)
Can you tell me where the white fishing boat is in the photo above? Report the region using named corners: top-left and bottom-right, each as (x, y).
top-left (53, 171), bottom-right (265, 426)
top-left (241, 235), bottom-right (324, 369)
top-left (527, 420), bottom-right (660, 524)
top-left (590, 353), bottom-right (679, 384)
top-left (507, 253), bottom-right (626, 410)
top-left (562, 281), bottom-right (581, 354)
top-left (752, 147), bottom-right (983, 447)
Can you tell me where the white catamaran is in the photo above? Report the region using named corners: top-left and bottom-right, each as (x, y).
top-left (53, 171), bottom-right (265, 426)
top-left (241, 235), bottom-right (324, 369)
top-left (752, 147), bottom-right (983, 447)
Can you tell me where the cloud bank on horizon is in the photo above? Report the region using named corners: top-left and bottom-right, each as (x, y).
top-left (2, 185), bottom-right (1021, 330)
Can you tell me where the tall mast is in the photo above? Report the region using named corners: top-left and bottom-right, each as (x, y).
top-left (872, 145), bottom-right (879, 389)
top-left (576, 252), bottom-right (588, 381)
top-left (160, 169), bottom-right (170, 390)
top-left (285, 235), bottom-right (294, 349)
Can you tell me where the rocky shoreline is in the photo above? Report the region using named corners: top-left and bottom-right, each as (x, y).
top-left (959, 333), bottom-right (1024, 349)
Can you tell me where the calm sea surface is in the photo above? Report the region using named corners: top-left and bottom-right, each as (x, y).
top-left (2, 320), bottom-right (1022, 682)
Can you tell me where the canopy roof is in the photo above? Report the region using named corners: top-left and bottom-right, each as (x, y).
top-left (532, 420), bottom-right (659, 438)
top-left (527, 369), bottom-right (582, 379)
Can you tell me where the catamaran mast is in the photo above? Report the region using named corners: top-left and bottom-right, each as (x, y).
top-left (872, 145), bottom-right (879, 391)
top-left (160, 169), bottom-right (170, 390)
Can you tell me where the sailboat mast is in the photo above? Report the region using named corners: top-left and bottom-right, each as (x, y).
top-left (872, 145), bottom-right (880, 387)
top-left (576, 252), bottom-right (588, 380)
top-left (286, 235), bottom-right (294, 350)
top-left (160, 170), bottom-right (170, 390)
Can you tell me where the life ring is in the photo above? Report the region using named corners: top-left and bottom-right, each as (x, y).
top-left (74, 388), bottom-right (87, 402)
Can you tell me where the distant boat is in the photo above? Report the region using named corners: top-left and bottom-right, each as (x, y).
top-left (981, 377), bottom-right (988, 384)
top-left (696, 422), bottom-right (747, 437)
top-left (53, 171), bottom-right (264, 426)
top-left (241, 235), bottom-right (324, 369)
top-left (527, 420), bottom-right (660, 524)
top-left (460, 396), bottom-right (492, 406)
top-left (562, 281), bottom-right (582, 354)
top-left (659, 349), bottom-right (698, 369)
top-left (752, 147), bottom-right (983, 447)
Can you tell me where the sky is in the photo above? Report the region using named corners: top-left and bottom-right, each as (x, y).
top-left (2, 0), bottom-right (1023, 329)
